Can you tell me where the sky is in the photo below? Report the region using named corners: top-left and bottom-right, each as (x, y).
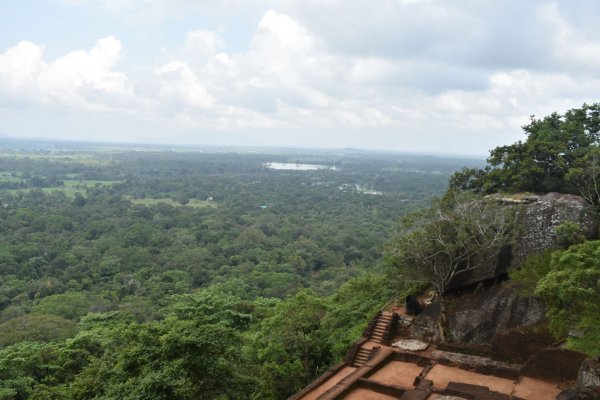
top-left (0, 0), bottom-right (599, 155)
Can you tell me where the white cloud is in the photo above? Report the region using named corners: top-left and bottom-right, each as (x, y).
top-left (0, 36), bottom-right (132, 111)
top-left (52, 0), bottom-right (89, 6)
top-left (0, 41), bottom-right (44, 91)
top-left (2, 1), bottom-right (600, 153)
top-left (182, 29), bottom-right (223, 61)
top-left (153, 60), bottom-right (214, 110)
top-left (540, 3), bottom-right (600, 72)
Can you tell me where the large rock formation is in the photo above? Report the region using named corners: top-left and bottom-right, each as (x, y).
top-left (450, 192), bottom-right (597, 290)
top-left (511, 192), bottom-right (598, 267)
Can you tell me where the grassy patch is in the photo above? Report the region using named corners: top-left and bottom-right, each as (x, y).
top-left (0, 152), bottom-right (111, 166)
top-left (0, 172), bottom-right (23, 183)
top-left (63, 180), bottom-right (122, 188)
top-left (1, 180), bottom-right (123, 198)
top-left (126, 196), bottom-right (216, 208)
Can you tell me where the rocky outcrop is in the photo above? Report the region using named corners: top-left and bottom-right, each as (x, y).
top-left (511, 192), bottom-right (598, 268)
top-left (447, 286), bottom-right (546, 344)
top-left (410, 301), bottom-right (443, 343)
top-left (449, 192), bottom-right (597, 290)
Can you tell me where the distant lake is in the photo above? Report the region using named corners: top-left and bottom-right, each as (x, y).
top-left (265, 162), bottom-right (337, 171)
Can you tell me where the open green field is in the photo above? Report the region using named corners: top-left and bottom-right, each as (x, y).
top-left (125, 196), bottom-right (216, 208)
top-left (1, 179), bottom-right (123, 198)
top-left (0, 172), bottom-right (23, 182)
top-left (63, 179), bottom-right (122, 188)
top-left (0, 151), bottom-right (112, 165)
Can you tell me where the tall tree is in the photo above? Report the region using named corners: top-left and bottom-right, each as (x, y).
top-left (450, 103), bottom-right (600, 196)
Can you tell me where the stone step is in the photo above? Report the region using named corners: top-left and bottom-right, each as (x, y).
top-left (353, 348), bottom-right (372, 367)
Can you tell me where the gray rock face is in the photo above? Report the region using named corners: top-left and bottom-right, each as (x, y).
top-left (511, 192), bottom-right (597, 268)
top-left (447, 286), bottom-right (546, 344)
top-left (577, 358), bottom-right (600, 398)
top-left (449, 192), bottom-right (597, 290)
top-left (411, 301), bottom-right (443, 343)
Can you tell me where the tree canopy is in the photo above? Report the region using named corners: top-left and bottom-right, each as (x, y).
top-left (535, 240), bottom-right (600, 356)
top-left (450, 103), bottom-right (600, 204)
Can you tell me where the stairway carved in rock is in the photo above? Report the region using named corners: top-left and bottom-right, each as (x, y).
top-left (369, 312), bottom-right (392, 344)
top-left (352, 347), bottom-right (372, 367)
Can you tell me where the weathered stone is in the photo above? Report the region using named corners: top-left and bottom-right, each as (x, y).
top-left (392, 339), bottom-right (429, 351)
top-left (512, 192), bottom-right (597, 268)
top-left (447, 286), bottom-right (546, 344)
top-left (430, 350), bottom-right (518, 370)
top-left (398, 315), bottom-right (414, 327)
top-left (448, 192), bottom-right (598, 290)
top-left (577, 358), bottom-right (600, 397)
top-left (410, 301), bottom-right (443, 343)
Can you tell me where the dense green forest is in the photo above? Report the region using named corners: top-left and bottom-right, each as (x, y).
top-left (4, 101), bottom-right (599, 400)
top-left (0, 145), bottom-right (477, 399)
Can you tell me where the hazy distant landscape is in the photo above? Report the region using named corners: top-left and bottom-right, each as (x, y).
top-left (0, 139), bottom-right (485, 398)
top-left (2, 1), bottom-right (599, 399)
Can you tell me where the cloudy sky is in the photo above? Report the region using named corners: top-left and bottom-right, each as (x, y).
top-left (0, 0), bottom-right (599, 155)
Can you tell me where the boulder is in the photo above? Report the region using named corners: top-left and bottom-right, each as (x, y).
top-left (577, 358), bottom-right (600, 398)
top-left (511, 192), bottom-right (598, 268)
top-left (448, 193), bottom-right (597, 290)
